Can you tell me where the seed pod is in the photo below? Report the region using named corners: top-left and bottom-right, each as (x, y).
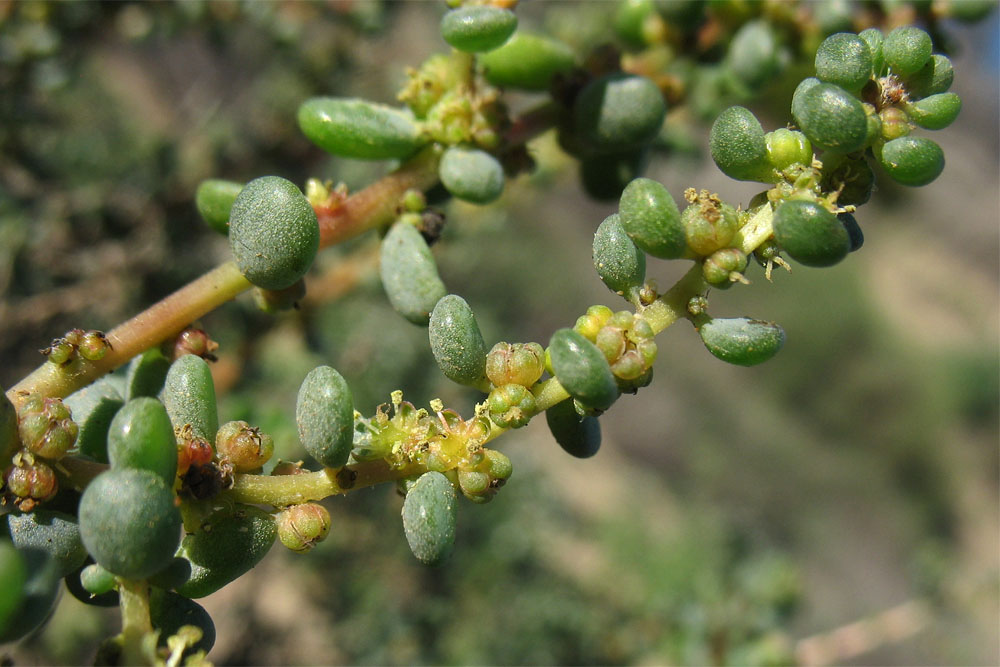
top-left (0, 547), bottom-right (60, 643)
top-left (401, 471), bottom-right (457, 566)
top-left (905, 54), bottom-right (953, 98)
top-left (296, 365), bottom-right (354, 468)
top-left (574, 305), bottom-right (614, 342)
top-left (0, 542), bottom-right (26, 631)
top-left (78, 468), bottom-right (181, 580)
top-left (772, 200), bottom-right (850, 268)
top-left (904, 92), bottom-right (961, 130)
top-left (216, 420), bottom-right (274, 473)
top-left (172, 328), bottom-right (217, 361)
top-left (617, 177), bottom-right (685, 259)
top-left (276, 503), bottom-right (331, 554)
top-left (6, 510), bottom-right (87, 578)
top-left (79, 563), bottom-right (116, 596)
top-left (487, 383), bottom-right (537, 429)
top-left (380, 220), bottom-right (447, 325)
top-left (457, 469), bottom-right (490, 500)
top-left (485, 448), bottom-right (512, 482)
top-left (545, 399), bottom-right (601, 459)
top-left (838, 212), bottom-right (864, 252)
top-left (702, 248), bottom-right (748, 287)
top-left (429, 295), bottom-right (488, 387)
top-left (879, 136), bottom-right (944, 186)
top-left (815, 33), bottom-right (873, 94)
top-left (574, 74), bottom-right (666, 151)
top-left (195, 179), bottom-right (243, 235)
top-left (548, 328), bottom-right (619, 412)
top-left (77, 331), bottom-right (110, 362)
top-left (725, 20), bottom-right (782, 90)
top-left (229, 175), bottom-right (319, 291)
top-left (163, 354), bottom-right (218, 443)
top-left (858, 28), bottom-right (885, 76)
top-left (479, 32), bottom-right (576, 91)
top-left (879, 106), bottom-right (911, 141)
top-left (792, 83), bottom-right (868, 153)
top-left (710, 106), bottom-right (773, 182)
top-left (440, 6), bottom-right (517, 53)
top-left (485, 342), bottom-right (545, 389)
top-left (176, 436), bottom-right (213, 478)
top-left (297, 97), bottom-right (425, 160)
top-left (149, 589), bottom-right (216, 654)
top-left (123, 347), bottom-right (170, 402)
top-left (681, 192), bottom-right (739, 256)
top-left (4, 459), bottom-right (58, 506)
top-left (107, 397), bottom-right (178, 484)
top-left (593, 214), bottom-right (646, 300)
top-left (883, 26), bottom-right (932, 77)
top-left (438, 146), bottom-right (505, 205)
top-left (698, 317), bottom-right (785, 366)
top-left (579, 148), bottom-right (649, 202)
top-left (18, 394), bottom-right (77, 460)
top-left (175, 506), bottom-right (276, 598)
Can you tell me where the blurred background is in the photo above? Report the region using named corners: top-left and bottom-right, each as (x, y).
top-left (0, 1), bottom-right (996, 664)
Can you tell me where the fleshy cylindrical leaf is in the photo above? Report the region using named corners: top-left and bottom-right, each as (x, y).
top-left (297, 97), bottom-right (425, 160)
top-left (593, 214), bottom-right (646, 299)
top-left (548, 328), bottom-right (619, 412)
top-left (163, 354), bottom-right (218, 442)
top-left (401, 471), bottom-right (457, 566)
top-left (379, 221), bottom-right (447, 326)
top-left (429, 295), bottom-right (488, 387)
top-left (296, 365), bottom-right (354, 468)
top-left (698, 317), bottom-right (785, 366)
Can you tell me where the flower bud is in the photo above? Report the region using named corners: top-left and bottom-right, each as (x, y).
top-left (216, 421), bottom-right (274, 473)
top-left (574, 305), bottom-right (614, 342)
top-left (485, 342), bottom-right (545, 388)
top-left (172, 328), bottom-right (218, 361)
top-left (487, 384), bottom-right (537, 429)
top-left (681, 189), bottom-right (739, 256)
top-left (277, 503), bottom-right (332, 554)
top-left (457, 469), bottom-right (490, 499)
top-left (19, 395), bottom-right (77, 460)
top-left (702, 248), bottom-right (748, 287)
top-left (879, 106), bottom-right (911, 141)
top-left (4, 457), bottom-right (58, 507)
top-left (484, 448), bottom-right (512, 482)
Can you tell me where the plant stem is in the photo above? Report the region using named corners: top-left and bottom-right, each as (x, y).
top-left (118, 578), bottom-right (153, 666)
top-left (6, 151), bottom-right (442, 406)
top-left (224, 460), bottom-right (424, 507)
top-left (734, 202), bottom-right (775, 255)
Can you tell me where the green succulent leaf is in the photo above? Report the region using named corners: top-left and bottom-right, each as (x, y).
top-left (78, 468), bottom-right (182, 580)
top-left (815, 32), bottom-right (873, 93)
top-left (107, 397), bottom-right (178, 484)
top-left (379, 220), bottom-right (447, 325)
top-left (429, 295), bottom-right (488, 387)
top-left (549, 328), bottom-right (619, 412)
top-left (401, 471), bottom-right (458, 566)
top-left (698, 317), bottom-right (786, 366)
top-left (163, 354), bottom-right (219, 443)
top-left (6, 510), bottom-right (87, 578)
top-left (574, 74), bottom-right (666, 151)
top-left (545, 399), bottom-right (601, 458)
top-left (229, 175), bottom-right (319, 291)
top-left (710, 106), bottom-right (773, 182)
top-left (879, 136), bottom-right (945, 186)
top-left (296, 365), bottom-right (355, 468)
top-left (440, 6), bottom-right (517, 53)
top-left (792, 83), bottom-right (868, 153)
top-left (618, 177), bottom-right (685, 259)
top-left (438, 146), bottom-right (505, 204)
top-left (479, 32), bottom-right (575, 90)
top-left (194, 179), bottom-right (243, 235)
top-left (772, 199), bottom-right (850, 268)
top-left (593, 213), bottom-right (646, 299)
top-left (297, 97), bottom-right (426, 160)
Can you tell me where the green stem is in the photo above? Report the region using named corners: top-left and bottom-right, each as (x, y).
top-left (734, 203), bottom-right (775, 255)
top-left (639, 262), bottom-right (708, 334)
top-left (118, 578), bottom-right (153, 666)
top-left (224, 460), bottom-right (424, 507)
top-left (6, 150), bottom-right (442, 406)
